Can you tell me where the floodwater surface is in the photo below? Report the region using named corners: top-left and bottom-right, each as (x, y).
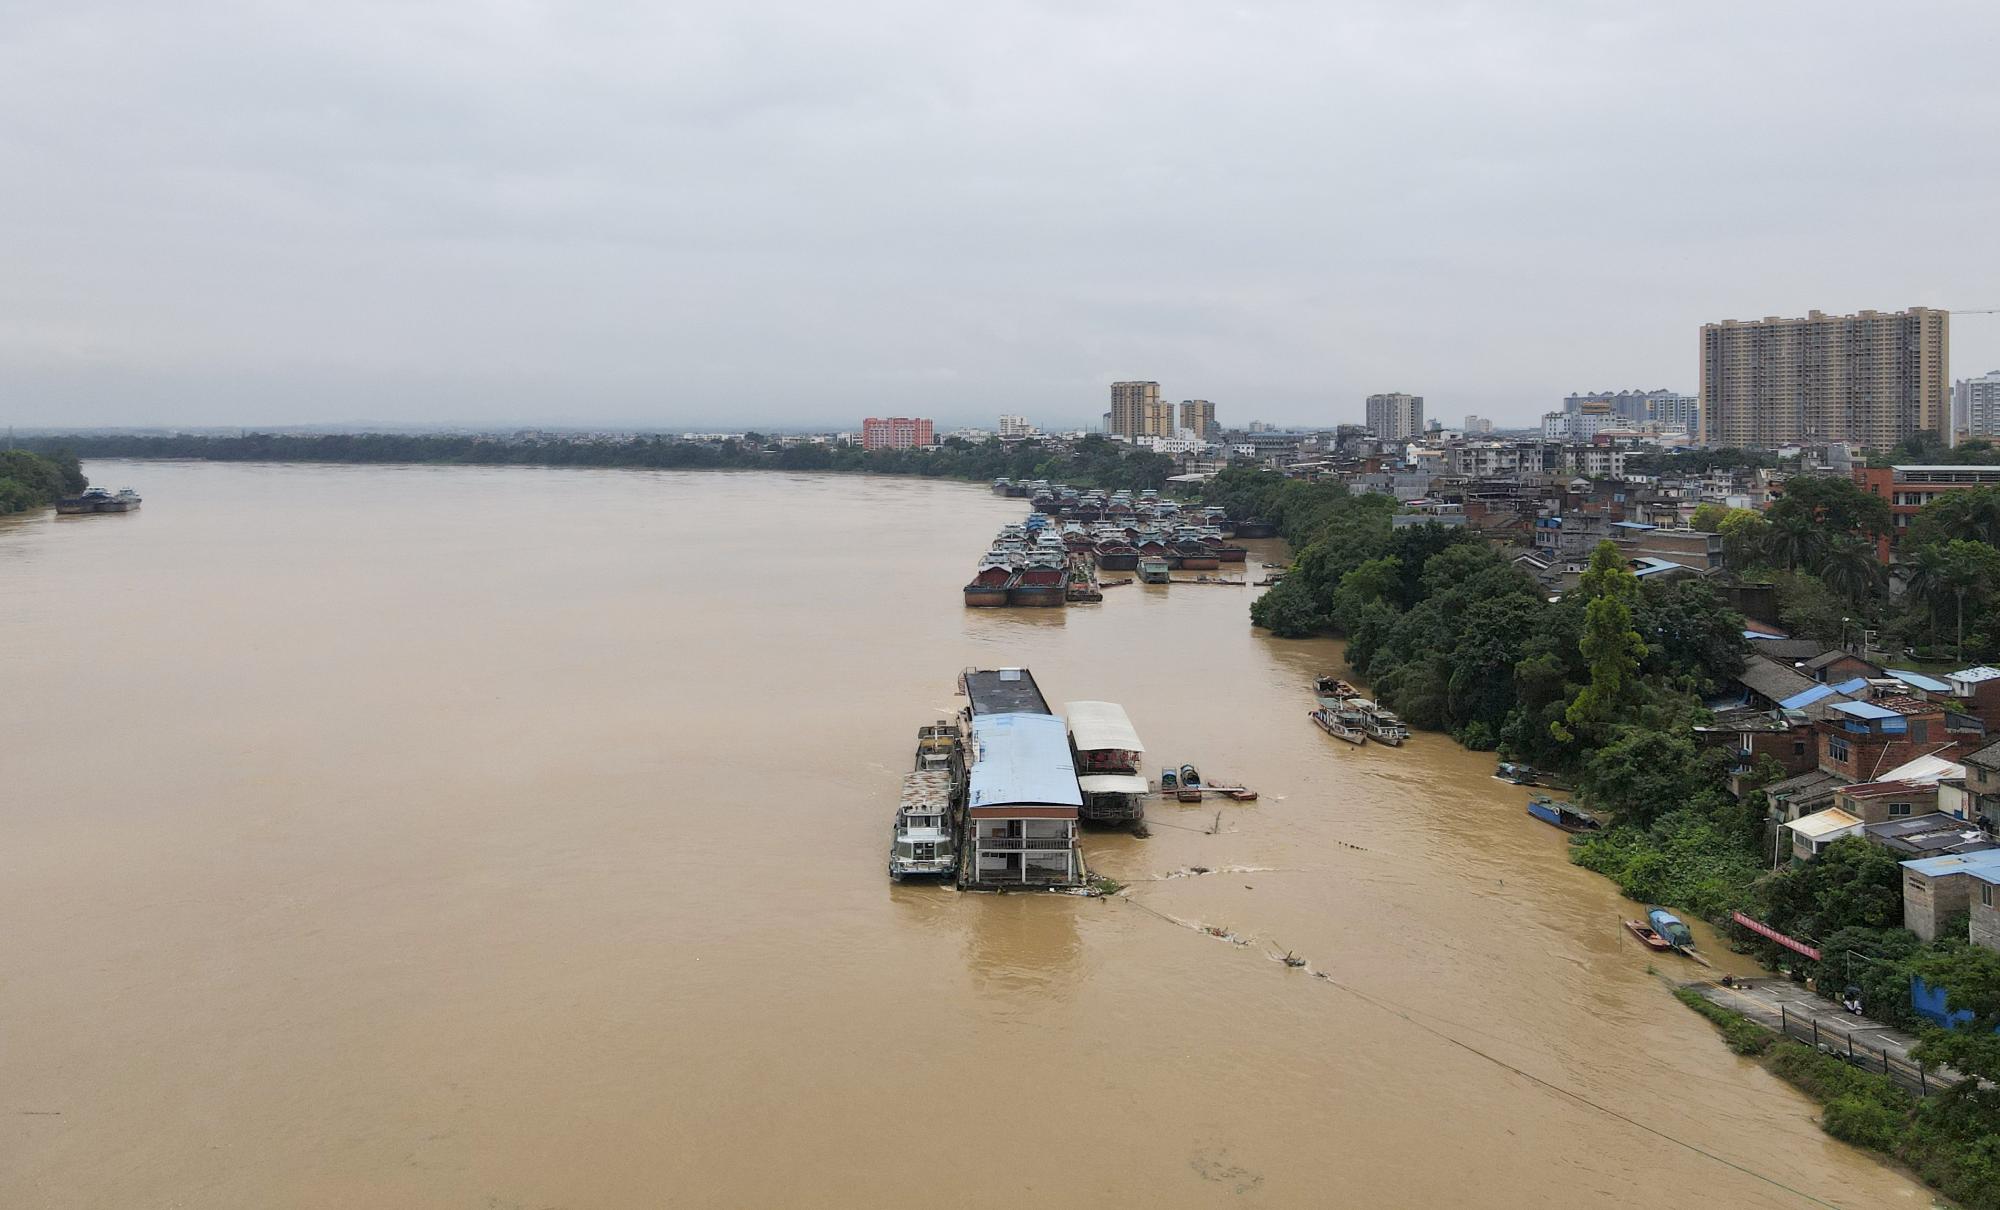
top-left (0, 462), bottom-right (1932, 1208)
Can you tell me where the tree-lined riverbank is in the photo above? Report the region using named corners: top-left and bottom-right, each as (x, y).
top-left (1204, 466), bottom-right (2000, 1204)
top-left (0, 449), bottom-right (86, 514)
top-left (19, 431), bottom-right (1180, 493)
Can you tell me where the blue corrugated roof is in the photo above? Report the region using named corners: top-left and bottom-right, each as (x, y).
top-left (1779, 684), bottom-right (1839, 709)
top-left (1831, 700), bottom-right (1899, 721)
top-left (1887, 669), bottom-right (1952, 694)
top-left (1830, 676), bottom-right (1872, 695)
top-left (1611, 521), bottom-right (1657, 530)
top-left (1901, 849), bottom-right (2000, 878)
top-left (969, 713), bottom-right (1083, 809)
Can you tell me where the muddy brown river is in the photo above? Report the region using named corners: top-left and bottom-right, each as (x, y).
top-left (0, 462), bottom-right (1934, 1207)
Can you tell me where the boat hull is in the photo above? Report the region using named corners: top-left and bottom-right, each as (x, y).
top-left (1096, 551), bottom-right (1139, 571)
top-left (1310, 710), bottom-right (1366, 743)
top-left (1624, 920), bottom-right (1672, 950)
top-left (1007, 583), bottom-right (1066, 607)
top-left (1179, 555), bottom-right (1220, 571)
top-left (963, 586), bottom-right (1011, 607)
top-left (1216, 546), bottom-right (1247, 563)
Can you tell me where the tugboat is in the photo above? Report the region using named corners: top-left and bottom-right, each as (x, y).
top-left (1359, 704), bottom-right (1409, 746)
top-left (1310, 706), bottom-right (1367, 744)
top-left (889, 770), bottom-right (957, 881)
top-left (1138, 557), bottom-right (1172, 584)
top-left (1160, 768), bottom-right (1179, 796)
top-left (56, 486), bottom-right (114, 514)
top-left (106, 488), bottom-right (142, 511)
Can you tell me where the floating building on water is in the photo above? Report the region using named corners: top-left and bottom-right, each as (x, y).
top-left (1065, 700), bottom-right (1148, 829)
top-left (963, 712), bottom-right (1084, 889)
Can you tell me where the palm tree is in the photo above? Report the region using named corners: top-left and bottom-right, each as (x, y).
top-left (1817, 537), bottom-right (1885, 604)
top-left (1761, 511), bottom-right (1825, 573)
top-left (1903, 540), bottom-right (2000, 661)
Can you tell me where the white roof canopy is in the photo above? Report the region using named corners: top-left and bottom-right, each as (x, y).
top-left (1784, 808), bottom-right (1864, 840)
top-left (1077, 773), bottom-right (1150, 795)
top-left (1064, 701), bottom-right (1145, 753)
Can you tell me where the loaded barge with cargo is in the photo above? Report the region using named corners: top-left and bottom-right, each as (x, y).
top-left (963, 489), bottom-right (1274, 606)
top-left (55, 486), bottom-right (142, 514)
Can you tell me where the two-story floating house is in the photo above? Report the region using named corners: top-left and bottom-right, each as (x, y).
top-left (964, 712), bottom-right (1085, 889)
top-left (1065, 700), bottom-right (1148, 828)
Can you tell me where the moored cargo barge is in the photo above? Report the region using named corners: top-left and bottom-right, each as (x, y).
top-left (963, 563), bottom-right (1014, 607)
top-left (960, 666), bottom-right (1052, 717)
top-left (1006, 560), bottom-right (1066, 607)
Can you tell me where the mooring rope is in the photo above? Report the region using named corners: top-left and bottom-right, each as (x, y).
top-left (1112, 893), bottom-right (1847, 1210)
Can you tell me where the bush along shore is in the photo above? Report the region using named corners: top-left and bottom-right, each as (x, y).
top-left (0, 448), bottom-right (87, 514)
top-left (18, 431), bottom-right (1181, 494)
top-left (1205, 467), bottom-right (2000, 1198)
top-left (1673, 990), bottom-right (2000, 1209)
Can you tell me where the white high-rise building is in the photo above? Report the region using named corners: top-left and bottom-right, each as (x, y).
top-left (1463, 415), bottom-right (1494, 435)
top-left (997, 414), bottom-right (1034, 438)
top-left (1959, 371), bottom-right (2000, 440)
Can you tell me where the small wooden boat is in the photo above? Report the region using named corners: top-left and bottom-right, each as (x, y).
top-left (1218, 787), bottom-right (1259, 802)
top-left (1495, 761), bottom-right (1539, 785)
top-left (1526, 794), bottom-right (1600, 833)
top-left (1176, 763), bottom-right (1204, 802)
top-left (1624, 920), bottom-right (1672, 951)
top-left (1160, 768), bottom-right (1178, 794)
top-left (1310, 707), bottom-right (1366, 744)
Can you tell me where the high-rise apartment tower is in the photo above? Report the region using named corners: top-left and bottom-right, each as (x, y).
top-left (1109, 381), bottom-right (1172, 440)
top-left (1700, 308), bottom-right (1948, 450)
top-left (1960, 371), bottom-right (2000, 440)
top-left (1179, 399), bottom-right (1217, 438)
top-left (1365, 393), bottom-right (1424, 441)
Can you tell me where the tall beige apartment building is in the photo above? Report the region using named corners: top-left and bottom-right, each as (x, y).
top-left (1179, 399), bottom-right (1217, 437)
top-left (1109, 381), bottom-right (1172, 439)
top-left (1365, 392), bottom-right (1424, 440)
top-left (1700, 308), bottom-right (1949, 450)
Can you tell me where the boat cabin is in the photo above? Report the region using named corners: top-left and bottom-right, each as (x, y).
top-left (1065, 700), bottom-right (1148, 826)
top-left (891, 770), bottom-right (957, 880)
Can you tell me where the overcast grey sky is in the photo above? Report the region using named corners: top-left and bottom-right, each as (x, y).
top-left (4, 0), bottom-right (1998, 431)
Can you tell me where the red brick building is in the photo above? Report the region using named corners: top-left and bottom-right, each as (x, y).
top-left (1815, 697), bottom-right (1976, 782)
top-left (1853, 465), bottom-right (2000, 559)
top-left (861, 417), bottom-right (935, 451)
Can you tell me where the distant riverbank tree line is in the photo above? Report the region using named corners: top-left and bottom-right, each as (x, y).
top-left (0, 448), bottom-right (86, 514)
top-left (20, 431), bottom-right (1180, 494)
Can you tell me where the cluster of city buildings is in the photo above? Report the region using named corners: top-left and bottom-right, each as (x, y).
top-left (1691, 651), bottom-right (2000, 956)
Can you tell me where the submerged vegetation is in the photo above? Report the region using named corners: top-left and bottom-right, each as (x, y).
top-left (0, 448), bottom-right (86, 514)
top-left (1674, 991), bottom-right (2000, 1210)
top-left (19, 431), bottom-right (1180, 493)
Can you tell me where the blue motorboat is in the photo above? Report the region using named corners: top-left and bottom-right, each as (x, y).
top-left (1526, 794), bottom-right (1599, 833)
top-left (1647, 908), bottom-right (1693, 949)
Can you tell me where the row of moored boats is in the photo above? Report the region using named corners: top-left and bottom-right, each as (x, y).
top-left (55, 486), bottom-right (142, 514)
top-left (965, 493), bottom-right (1262, 605)
top-left (1307, 676), bottom-right (1410, 746)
